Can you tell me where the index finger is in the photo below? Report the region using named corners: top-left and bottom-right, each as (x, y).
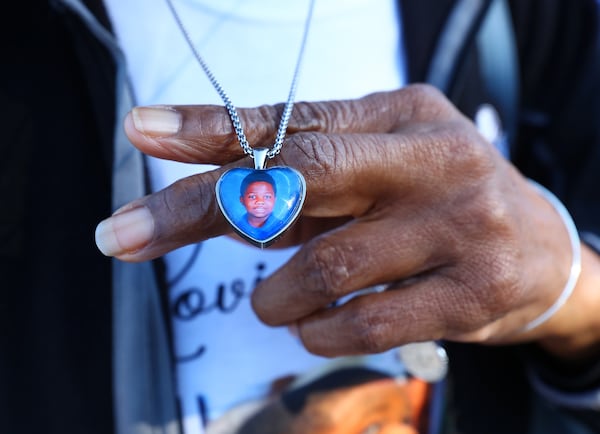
top-left (124, 85), bottom-right (456, 165)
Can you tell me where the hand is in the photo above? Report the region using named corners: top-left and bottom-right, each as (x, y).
top-left (95, 84), bottom-right (600, 358)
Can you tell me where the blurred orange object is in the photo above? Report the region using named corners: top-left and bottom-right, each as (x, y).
top-left (285, 377), bottom-right (430, 434)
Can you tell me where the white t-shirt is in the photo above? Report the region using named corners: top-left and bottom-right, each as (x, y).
top-left (105, 0), bottom-right (407, 432)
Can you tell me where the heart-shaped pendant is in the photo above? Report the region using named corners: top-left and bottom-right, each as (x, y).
top-left (216, 165), bottom-right (306, 248)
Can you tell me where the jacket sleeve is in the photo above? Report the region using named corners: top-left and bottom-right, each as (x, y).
top-left (509, 0), bottom-right (600, 427)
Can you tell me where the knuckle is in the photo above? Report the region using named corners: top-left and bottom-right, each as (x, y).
top-left (300, 237), bottom-right (354, 301)
top-left (183, 107), bottom-right (242, 160)
top-left (477, 189), bottom-right (514, 232)
top-left (441, 125), bottom-right (492, 173)
top-left (189, 107), bottom-right (231, 139)
top-left (462, 186), bottom-right (521, 259)
top-left (283, 132), bottom-right (340, 177)
top-left (401, 84), bottom-right (456, 120)
top-left (346, 309), bottom-right (389, 353)
top-left (290, 99), bottom-right (365, 134)
top-left (289, 101), bottom-right (335, 131)
top-left (406, 119), bottom-right (494, 185)
top-left (403, 83), bottom-right (443, 102)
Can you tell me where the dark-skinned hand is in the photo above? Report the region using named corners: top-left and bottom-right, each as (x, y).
top-left (95, 84), bottom-right (600, 360)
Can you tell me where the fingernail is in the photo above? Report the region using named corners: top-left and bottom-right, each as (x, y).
top-left (131, 106), bottom-right (182, 137)
top-left (95, 207), bottom-right (155, 256)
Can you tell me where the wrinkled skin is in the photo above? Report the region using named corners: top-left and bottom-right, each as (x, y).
top-left (97, 84), bottom-right (600, 359)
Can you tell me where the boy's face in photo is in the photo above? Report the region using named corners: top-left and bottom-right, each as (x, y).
top-left (240, 181), bottom-right (276, 223)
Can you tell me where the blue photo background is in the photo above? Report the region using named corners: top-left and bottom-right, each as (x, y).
top-left (216, 166), bottom-right (306, 244)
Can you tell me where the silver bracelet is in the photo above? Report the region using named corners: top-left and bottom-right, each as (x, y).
top-left (521, 179), bottom-right (582, 332)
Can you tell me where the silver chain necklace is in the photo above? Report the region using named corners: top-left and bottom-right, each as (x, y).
top-left (164, 1), bottom-right (450, 379)
top-left (166, 0), bottom-right (315, 248)
top-left (165, 0), bottom-right (316, 160)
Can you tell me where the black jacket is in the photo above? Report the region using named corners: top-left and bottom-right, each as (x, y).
top-left (1, 1), bottom-right (599, 433)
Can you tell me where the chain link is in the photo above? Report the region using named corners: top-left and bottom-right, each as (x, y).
top-left (165, 0), bottom-right (316, 159)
